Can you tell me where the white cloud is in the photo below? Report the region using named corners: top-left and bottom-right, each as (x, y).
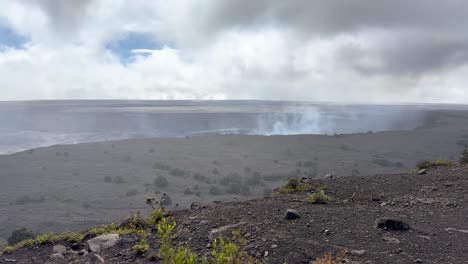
top-left (0, 0), bottom-right (467, 102)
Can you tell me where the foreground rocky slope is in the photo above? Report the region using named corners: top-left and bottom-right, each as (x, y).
top-left (1, 165), bottom-right (467, 263)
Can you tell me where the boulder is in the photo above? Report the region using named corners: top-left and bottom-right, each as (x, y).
top-left (50, 253), bottom-right (65, 260)
top-left (86, 234), bottom-right (120, 253)
top-left (375, 217), bottom-right (410, 231)
top-left (284, 209), bottom-right (301, 220)
top-left (53, 244), bottom-right (67, 255)
top-left (417, 169), bottom-right (427, 175)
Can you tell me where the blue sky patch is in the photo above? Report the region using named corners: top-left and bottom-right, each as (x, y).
top-left (106, 32), bottom-right (164, 64)
top-left (0, 25), bottom-right (28, 49)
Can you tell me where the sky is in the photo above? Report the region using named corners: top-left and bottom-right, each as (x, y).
top-left (0, 0), bottom-right (467, 103)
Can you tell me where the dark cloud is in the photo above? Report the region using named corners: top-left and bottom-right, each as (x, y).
top-left (31, 0), bottom-right (93, 35)
top-left (200, 0), bottom-right (468, 76)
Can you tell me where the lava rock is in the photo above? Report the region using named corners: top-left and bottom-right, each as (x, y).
top-left (53, 244), bottom-right (67, 255)
top-left (70, 243), bottom-right (81, 250)
top-left (86, 234), bottom-right (120, 253)
top-left (284, 209), bottom-right (301, 220)
top-left (90, 253), bottom-right (105, 263)
top-left (375, 217), bottom-right (410, 231)
top-left (50, 253), bottom-right (65, 260)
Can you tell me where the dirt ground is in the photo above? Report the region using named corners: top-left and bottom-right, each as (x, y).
top-left (1, 109), bottom-right (468, 246)
top-left (1, 164), bottom-right (467, 263)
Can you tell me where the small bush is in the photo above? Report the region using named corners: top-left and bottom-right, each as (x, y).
top-left (154, 175), bottom-right (169, 188)
top-left (125, 211), bottom-right (146, 229)
top-left (7, 228), bottom-right (35, 246)
top-left (417, 159), bottom-right (454, 170)
top-left (276, 178), bottom-right (314, 194)
top-left (104, 176), bottom-right (112, 183)
top-left (126, 188), bottom-right (138, 197)
top-left (132, 240), bottom-right (149, 255)
top-left (460, 146), bottom-right (468, 165)
top-left (308, 189), bottom-right (332, 204)
top-left (433, 159), bottom-right (454, 167)
top-left (147, 207), bottom-right (166, 227)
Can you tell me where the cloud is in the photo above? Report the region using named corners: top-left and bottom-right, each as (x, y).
top-left (0, 0), bottom-right (467, 103)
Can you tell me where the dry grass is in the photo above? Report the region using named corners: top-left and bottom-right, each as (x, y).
top-left (313, 250), bottom-right (347, 264)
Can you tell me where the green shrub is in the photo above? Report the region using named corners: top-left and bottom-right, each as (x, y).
top-left (7, 228), bottom-right (35, 245)
top-left (147, 207), bottom-right (166, 227)
top-left (210, 230), bottom-right (264, 264)
top-left (307, 189), bottom-right (332, 204)
top-left (417, 159), bottom-right (454, 170)
top-left (275, 178), bottom-right (314, 194)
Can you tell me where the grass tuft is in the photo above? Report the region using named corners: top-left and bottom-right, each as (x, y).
top-left (307, 189), bottom-right (332, 204)
top-left (275, 178), bottom-right (314, 194)
top-left (313, 250), bottom-right (347, 264)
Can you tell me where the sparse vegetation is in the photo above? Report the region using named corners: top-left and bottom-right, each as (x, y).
top-left (416, 159), bottom-right (454, 170)
top-left (132, 229), bottom-right (150, 255)
top-left (307, 188), bottom-right (332, 204)
top-left (275, 178), bottom-right (314, 194)
top-left (313, 250), bottom-right (347, 264)
top-left (210, 230), bottom-right (265, 264)
top-left (7, 228), bottom-right (35, 246)
top-left (3, 231), bottom-right (85, 253)
top-left (459, 146), bottom-right (468, 165)
top-left (154, 175), bottom-right (169, 188)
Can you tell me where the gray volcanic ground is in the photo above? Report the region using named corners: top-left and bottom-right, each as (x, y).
top-left (1, 100), bottom-right (468, 243)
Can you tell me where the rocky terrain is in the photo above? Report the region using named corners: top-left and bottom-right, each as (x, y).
top-left (1, 164), bottom-right (467, 263)
top-left (2, 109), bottom-right (468, 244)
